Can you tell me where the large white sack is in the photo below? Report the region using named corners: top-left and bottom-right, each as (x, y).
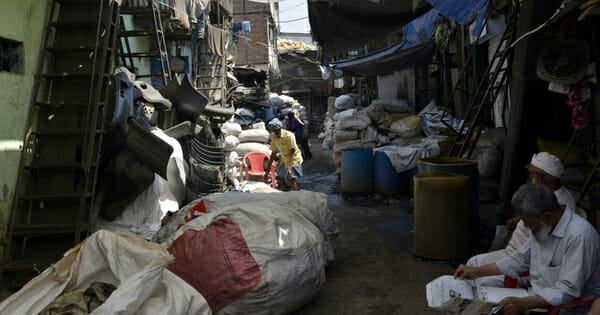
top-left (239, 129), bottom-right (270, 144)
top-left (152, 128), bottom-right (187, 205)
top-left (390, 115), bottom-right (423, 138)
top-left (221, 122), bottom-right (242, 137)
top-left (334, 129), bottom-right (359, 142)
top-left (160, 191), bottom-right (338, 315)
top-left (224, 135), bottom-right (240, 152)
top-left (365, 102), bottom-right (388, 124)
top-left (225, 151), bottom-right (240, 167)
top-left (93, 177), bottom-right (164, 240)
top-left (334, 95), bottom-right (356, 111)
top-left (335, 108), bottom-right (371, 131)
top-left (252, 121), bottom-right (266, 130)
top-left (92, 128), bottom-right (187, 239)
top-left (234, 142), bottom-right (271, 157)
top-left (0, 230), bottom-right (210, 315)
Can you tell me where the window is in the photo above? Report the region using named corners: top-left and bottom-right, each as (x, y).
top-left (0, 37), bottom-right (24, 73)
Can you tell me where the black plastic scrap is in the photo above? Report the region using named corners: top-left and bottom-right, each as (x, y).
top-left (160, 73), bottom-right (209, 122)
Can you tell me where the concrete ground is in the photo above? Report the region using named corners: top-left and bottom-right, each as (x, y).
top-left (292, 138), bottom-right (457, 314)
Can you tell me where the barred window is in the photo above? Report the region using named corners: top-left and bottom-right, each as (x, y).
top-left (0, 38), bottom-right (24, 73)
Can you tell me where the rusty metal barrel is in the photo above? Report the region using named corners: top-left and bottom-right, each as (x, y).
top-left (413, 172), bottom-right (471, 260)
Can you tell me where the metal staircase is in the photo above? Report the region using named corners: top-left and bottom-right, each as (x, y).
top-left (1, 0), bottom-right (121, 291)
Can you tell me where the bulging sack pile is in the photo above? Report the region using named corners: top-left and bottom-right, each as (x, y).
top-left (155, 191), bottom-right (339, 315)
top-left (220, 122), bottom-right (271, 189)
top-left (320, 96), bottom-right (466, 174)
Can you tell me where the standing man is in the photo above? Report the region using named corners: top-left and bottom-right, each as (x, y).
top-left (283, 110), bottom-right (313, 159)
top-left (266, 118), bottom-right (303, 191)
top-left (466, 152), bottom-right (577, 287)
top-left (455, 183), bottom-right (600, 315)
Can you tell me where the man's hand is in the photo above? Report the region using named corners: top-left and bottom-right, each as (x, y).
top-left (453, 264), bottom-right (479, 280)
top-left (498, 297), bottom-right (526, 315)
top-left (506, 216), bottom-right (520, 231)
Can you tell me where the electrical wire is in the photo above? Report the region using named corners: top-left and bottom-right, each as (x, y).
top-left (278, 2), bottom-right (306, 14)
top-left (277, 16), bottom-right (309, 23)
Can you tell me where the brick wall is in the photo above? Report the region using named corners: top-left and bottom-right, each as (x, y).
top-left (232, 0), bottom-right (270, 65)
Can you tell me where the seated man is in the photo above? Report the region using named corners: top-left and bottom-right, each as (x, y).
top-left (467, 152), bottom-right (577, 287)
top-left (266, 118), bottom-right (303, 191)
top-left (455, 183), bottom-right (600, 315)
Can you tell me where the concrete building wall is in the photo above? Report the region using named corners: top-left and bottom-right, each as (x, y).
top-left (0, 0), bottom-right (51, 255)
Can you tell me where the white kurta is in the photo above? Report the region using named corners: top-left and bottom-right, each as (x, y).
top-left (466, 186), bottom-right (579, 288)
top-left (497, 210), bottom-right (600, 308)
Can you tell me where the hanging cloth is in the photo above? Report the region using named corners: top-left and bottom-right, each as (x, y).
top-left (207, 24), bottom-right (227, 56)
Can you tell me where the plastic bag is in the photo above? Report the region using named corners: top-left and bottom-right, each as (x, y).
top-left (239, 129), bottom-right (270, 144)
top-left (0, 231), bottom-right (211, 315)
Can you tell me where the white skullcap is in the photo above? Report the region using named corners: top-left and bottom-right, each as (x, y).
top-left (530, 152), bottom-right (564, 178)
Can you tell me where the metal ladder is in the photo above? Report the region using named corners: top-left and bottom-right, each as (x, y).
top-left (194, 35), bottom-right (227, 107)
top-left (1, 0), bottom-right (120, 291)
top-left (448, 5), bottom-right (519, 157)
top-left (118, 0), bottom-right (171, 88)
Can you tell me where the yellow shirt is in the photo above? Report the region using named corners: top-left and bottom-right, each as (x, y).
top-left (270, 129), bottom-right (303, 168)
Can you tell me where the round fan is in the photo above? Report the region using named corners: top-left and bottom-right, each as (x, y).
top-left (536, 39), bottom-right (590, 84)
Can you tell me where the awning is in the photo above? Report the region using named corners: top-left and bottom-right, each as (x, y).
top-left (330, 40), bottom-right (435, 77)
top-left (308, 0), bottom-right (431, 54)
top-left (325, 0), bottom-right (491, 77)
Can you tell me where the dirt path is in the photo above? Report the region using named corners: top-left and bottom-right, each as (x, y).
top-left (292, 138), bottom-right (455, 314)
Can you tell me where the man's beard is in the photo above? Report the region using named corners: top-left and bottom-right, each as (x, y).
top-left (532, 221), bottom-right (552, 244)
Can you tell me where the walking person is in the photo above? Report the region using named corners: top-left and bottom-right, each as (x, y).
top-left (266, 118), bottom-right (303, 191)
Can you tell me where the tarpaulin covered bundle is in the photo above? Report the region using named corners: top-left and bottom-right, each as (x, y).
top-left (0, 230), bottom-right (211, 315)
top-left (158, 191), bottom-right (339, 315)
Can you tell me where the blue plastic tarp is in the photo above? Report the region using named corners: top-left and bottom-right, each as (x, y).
top-left (329, 0), bottom-right (490, 76)
top-left (427, 0), bottom-right (489, 37)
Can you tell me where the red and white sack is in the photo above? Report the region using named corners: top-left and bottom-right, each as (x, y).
top-left (157, 191), bottom-right (338, 315)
